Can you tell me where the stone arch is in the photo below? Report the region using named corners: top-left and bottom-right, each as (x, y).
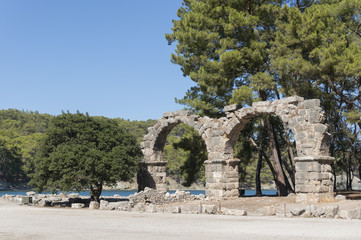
top-left (139, 110), bottom-right (208, 192)
top-left (222, 96), bottom-right (334, 202)
top-left (138, 96), bottom-right (334, 203)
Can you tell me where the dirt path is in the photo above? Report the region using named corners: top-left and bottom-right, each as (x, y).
top-left (1, 200), bottom-right (361, 240)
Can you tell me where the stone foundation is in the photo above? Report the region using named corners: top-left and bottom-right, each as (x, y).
top-left (205, 159), bottom-right (240, 199)
top-left (138, 161), bottom-right (167, 192)
top-left (295, 156), bottom-right (335, 203)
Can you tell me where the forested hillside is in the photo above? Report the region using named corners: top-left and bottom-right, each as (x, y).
top-left (0, 109), bottom-right (275, 190)
top-left (0, 109), bottom-right (53, 184)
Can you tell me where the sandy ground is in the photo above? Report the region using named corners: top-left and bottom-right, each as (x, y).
top-left (1, 200), bottom-right (361, 240)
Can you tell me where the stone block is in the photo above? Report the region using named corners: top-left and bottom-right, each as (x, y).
top-left (308, 109), bottom-right (322, 124)
top-left (261, 205), bottom-right (277, 216)
top-left (224, 104), bottom-right (241, 112)
top-left (290, 207), bottom-right (306, 216)
top-left (89, 201), bottom-right (99, 210)
top-left (335, 195), bottom-right (346, 200)
top-left (314, 124), bottom-right (327, 134)
top-left (295, 131), bottom-right (307, 141)
top-left (321, 164), bottom-right (332, 172)
top-left (288, 117), bottom-right (298, 128)
top-left (99, 200), bottom-right (109, 210)
top-left (324, 206), bottom-right (339, 218)
top-left (225, 172), bottom-right (239, 179)
top-left (71, 203), bottom-right (85, 209)
top-left (298, 109), bottom-right (307, 116)
top-left (321, 180), bottom-right (333, 186)
top-left (107, 202), bottom-right (127, 210)
top-left (349, 208), bottom-right (361, 219)
top-left (295, 172), bottom-right (307, 181)
top-left (234, 209), bottom-right (247, 216)
top-left (308, 162), bottom-right (321, 172)
top-left (225, 183), bottom-right (236, 190)
top-left (279, 96), bottom-right (304, 105)
top-left (319, 185), bottom-right (331, 193)
top-left (201, 204), bottom-right (218, 214)
top-left (229, 189), bottom-right (239, 198)
top-left (295, 162), bottom-right (310, 172)
top-left (296, 185), bottom-right (317, 193)
top-left (156, 172), bottom-right (166, 177)
top-left (339, 210), bottom-right (350, 219)
top-left (318, 173), bottom-right (332, 180)
top-left (21, 196), bottom-right (32, 204)
top-left (294, 124), bottom-right (304, 133)
top-left (222, 207), bottom-right (247, 216)
top-left (145, 204), bottom-right (157, 213)
top-left (309, 172), bottom-right (320, 180)
top-left (134, 203), bottom-right (146, 212)
top-left (26, 191), bottom-right (36, 196)
top-left (304, 99), bottom-right (320, 109)
top-left (252, 101), bottom-right (271, 108)
top-left (140, 141), bottom-right (152, 149)
top-left (235, 108), bottom-right (255, 120)
top-left (38, 199), bottom-right (52, 207)
top-left (296, 193), bottom-right (324, 203)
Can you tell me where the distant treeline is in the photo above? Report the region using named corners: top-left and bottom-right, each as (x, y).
top-left (0, 109), bottom-right (274, 189)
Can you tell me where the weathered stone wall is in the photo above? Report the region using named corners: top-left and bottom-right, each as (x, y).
top-left (139, 96), bottom-right (334, 203)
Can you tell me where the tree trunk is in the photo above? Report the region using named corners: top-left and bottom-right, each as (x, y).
top-left (348, 166), bottom-right (352, 191)
top-left (256, 143), bottom-right (262, 196)
top-left (264, 117), bottom-right (289, 196)
top-left (332, 163), bottom-right (337, 191)
top-left (358, 163), bottom-right (361, 190)
top-left (248, 0), bottom-right (252, 14)
top-left (282, 122), bottom-right (296, 185)
top-left (90, 183), bottom-right (103, 203)
top-left (272, 124), bottom-right (294, 192)
top-left (249, 136), bottom-right (277, 193)
top-left (274, 88), bottom-right (296, 188)
top-left (345, 152), bottom-right (352, 191)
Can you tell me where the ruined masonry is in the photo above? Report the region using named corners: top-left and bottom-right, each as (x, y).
top-left (138, 96), bottom-right (334, 203)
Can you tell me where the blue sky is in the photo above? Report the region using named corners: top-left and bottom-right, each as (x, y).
top-left (0, 0), bottom-right (194, 120)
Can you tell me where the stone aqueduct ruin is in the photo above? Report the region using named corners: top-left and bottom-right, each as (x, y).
top-left (138, 96), bottom-right (335, 203)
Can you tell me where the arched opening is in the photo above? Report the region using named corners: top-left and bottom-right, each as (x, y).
top-left (139, 113), bottom-right (208, 193)
top-left (163, 123), bottom-right (207, 190)
top-left (227, 113), bottom-right (297, 197)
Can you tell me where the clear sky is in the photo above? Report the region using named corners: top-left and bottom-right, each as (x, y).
top-left (0, 0), bottom-right (194, 120)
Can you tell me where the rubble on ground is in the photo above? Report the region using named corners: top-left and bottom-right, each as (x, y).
top-left (2, 188), bottom-right (361, 220)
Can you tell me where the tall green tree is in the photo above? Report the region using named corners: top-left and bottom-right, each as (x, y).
top-left (29, 112), bottom-right (142, 202)
top-left (0, 109), bottom-right (53, 182)
top-left (271, 0), bottom-right (361, 187)
top-left (0, 139), bottom-right (22, 184)
top-left (167, 0), bottom-right (361, 194)
top-left (166, 0), bottom-right (297, 195)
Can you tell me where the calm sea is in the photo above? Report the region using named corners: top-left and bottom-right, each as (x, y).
top-left (0, 189), bottom-right (277, 197)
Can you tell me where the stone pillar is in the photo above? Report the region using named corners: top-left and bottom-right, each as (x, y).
top-left (150, 161), bottom-right (167, 192)
top-left (205, 159), bottom-right (240, 199)
top-left (295, 156), bottom-right (335, 203)
top-left (138, 161), bottom-right (167, 192)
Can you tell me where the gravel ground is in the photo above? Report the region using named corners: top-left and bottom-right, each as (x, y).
top-left (1, 200), bottom-right (361, 240)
